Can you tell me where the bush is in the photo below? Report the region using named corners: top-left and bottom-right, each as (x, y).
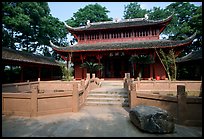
top-left (60, 63), bottom-right (73, 81)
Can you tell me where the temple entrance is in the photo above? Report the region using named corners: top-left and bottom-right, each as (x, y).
top-left (113, 60), bottom-right (121, 78)
top-left (102, 56), bottom-right (129, 78)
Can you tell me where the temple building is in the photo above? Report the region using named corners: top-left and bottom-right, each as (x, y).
top-left (50, 14), bottom-right (196, 80)
top-left (2, 47), bottom-right (62, 83)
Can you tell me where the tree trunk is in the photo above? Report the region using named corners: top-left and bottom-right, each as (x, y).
top-left (167, 71), bottom-right (171, 81)
top-left (155, 49), bottom-right (172, 80)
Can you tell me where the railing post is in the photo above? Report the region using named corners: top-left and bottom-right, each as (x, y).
top-left (123, 78), bottom-right (128, 89)
top-left (30, 86), bottom-right (38, 117)
top-left (72, 82), bottom-right (79, 112)
top-left (92, 73), bottom-right (95, 79)
top-left (130, 83), bottom-right (137, 109)
top-left (177, 85), bottom-right (187, 125)
top-left (81, 79), bottom-right (85, 104)
top-left (125, 73), bottom-right (130, 79)
top-left (86, 73), bottom-right (90, 80)
top-left (124, 73), bottom-right (131, 89)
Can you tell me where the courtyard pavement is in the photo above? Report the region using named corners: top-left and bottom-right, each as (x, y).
top-left (2, 105), bottom-right (202, 137)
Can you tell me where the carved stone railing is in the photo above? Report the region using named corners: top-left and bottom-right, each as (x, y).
top-left (2, 73), bottom-right (102, 117)
top-left (124, 73), bottom-right (202, 126)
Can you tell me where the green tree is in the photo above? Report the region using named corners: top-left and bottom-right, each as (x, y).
top-left (65, 3), bottom-right (112, 27)
top-left (123, 2), bottom-right (147, 19)
top-left (2, 2), bottom-right (67, 56)
top-left (129, 55), bottom-right (155, 65)
top-left (147, 6), bottom-right (172, 39)
top-left (148, 7), bottom-right (169, 20)
top-left (60, 63), bottom-right (73, 81)
top-left (165, 2), bottom-right (201, 56)
top-left (165, 2), bottom-right (198, 38)
top-left (155, 48), bottom-right (177, 81)
top-left (124, 2), bottom-right (201, 80)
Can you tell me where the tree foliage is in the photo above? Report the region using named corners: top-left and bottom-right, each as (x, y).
top-left (60, 63), bottom-right (73, 81)
top-left (123, 2), bottom-right (202, 55)
top-left (2, 2), bottom-right (67, 56)
top-left (165, 2), bottom-right (202, 56)
top-left (80, 61), bottom-right (103, 77)
top-left (124, 2), bottom-right (202, 81)
top-left (123, 2), bottom-right (147, 19)
top-left (129, 55), bottom-right (155, 64)
top-left (166, 2), bottom-right (198, 39)
top-left (148, 7), bottom-right (169, 20)
top-left (65, 3), bottom-right (112, 27)
top-left (64, 3), bottom-right (113, 48)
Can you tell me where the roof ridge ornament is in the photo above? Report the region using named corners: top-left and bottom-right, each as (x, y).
top-left (50, 40), bottom-right (60, 48)
top-left (114, 17), bottom-right (121, 22)
top-left (64, 22), bottom-right (73, 29)
top-left (86, 20), bottom-right (91, 28)
top-left (145, 14), bottom-right (149, 20)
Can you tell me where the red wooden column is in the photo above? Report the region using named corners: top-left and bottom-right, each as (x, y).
top-left (68, 52), bottom-right (73, 68)
top-left (150, 53), bottom-right (154, 79)
top-left (80, 55), bottom-right (84, 79)
top-left (153, 51), bottom-right (156, 79)
top-left (51, 66), bottom-right (53, 80)
top-left (20, 65), bottom-right (24, 82)
top-left (38, 66), bottom-right (41, 81)
top-left (96, 54), bottom-right (102, 78)
top-left (80, 54), bottom-right (86, 79)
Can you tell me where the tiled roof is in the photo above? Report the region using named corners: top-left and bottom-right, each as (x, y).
top-left (50, 33), bottom-right (196, 53)
top-left (2, 47), bottom-right (60, 66)
top-left (176, 48), bottom-right (202, 63)
top-left (65, 14), bottom-right (173, 31)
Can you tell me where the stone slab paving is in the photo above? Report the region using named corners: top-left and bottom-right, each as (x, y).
top-left (2, 105), bottom-right (202, 137)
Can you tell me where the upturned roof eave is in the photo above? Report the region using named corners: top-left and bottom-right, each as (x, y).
top-left (50, 32), bottom-right (196, 53)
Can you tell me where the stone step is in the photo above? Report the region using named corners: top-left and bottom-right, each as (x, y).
top-left (86, 97), bottom-right (128, 102)
top-left (101, 81), bottom-right (124, 87)
top-left (89, 88), bottom-right (128, 93)
top-left (85, 101), bottom-right (129, 107)
top-left (88, 93), bottom-right (128, 98)
top-left (102, 83), bottom-right (123, 86)
top-left (101, 84), bottom-right (123, 87)
top-left (85, 80), bottom-right (129, 107)
top-left (89, 91), bottom-right (128, 95)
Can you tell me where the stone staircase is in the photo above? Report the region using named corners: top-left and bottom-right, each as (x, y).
top-left (85, 80), bottom-right (129, 107)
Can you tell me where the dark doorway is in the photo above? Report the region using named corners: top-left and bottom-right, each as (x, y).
top-left (113, 60), bottom-right (121, 77)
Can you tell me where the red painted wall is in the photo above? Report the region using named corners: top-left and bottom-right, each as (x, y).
top-left (74, 63), bottom-right (87, 80)
top-left (154, 62), bottom-right (166, 80)
top-left (74, 64), bottom-right (82, 80)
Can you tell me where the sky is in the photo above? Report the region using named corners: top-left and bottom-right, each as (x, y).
top-left (48, 2), bottom-right (202, 22)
